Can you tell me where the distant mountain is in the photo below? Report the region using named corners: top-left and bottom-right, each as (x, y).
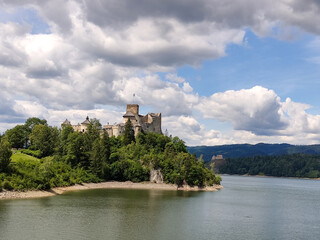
top-left (187, 143), bottom-right (320, 162)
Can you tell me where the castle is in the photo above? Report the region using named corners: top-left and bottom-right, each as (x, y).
top-left (61, 104), bottom-right (162, 137)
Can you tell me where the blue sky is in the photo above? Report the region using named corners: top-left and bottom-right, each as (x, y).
top-left (178, 30), bottom-right (320, 106)
top-left (1, 0), bottom-right (320, 145)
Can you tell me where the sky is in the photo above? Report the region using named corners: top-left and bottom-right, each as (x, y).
top-left (0, 0), bottom-right (320, 146)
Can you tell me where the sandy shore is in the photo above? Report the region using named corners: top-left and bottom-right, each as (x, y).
top-left (0, 181), bottom-right (223, 200)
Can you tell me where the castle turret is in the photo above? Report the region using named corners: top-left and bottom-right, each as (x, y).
top-left (61, 119), bottom-right (71, 129)
top-left (126, 104), bottom-right (139, 115)
top-left (80, 116), bottom-right (90, 132)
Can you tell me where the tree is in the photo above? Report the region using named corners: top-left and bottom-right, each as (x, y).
top-left (122, 119), bottom-right (134, 145)
top-left (24, 117), bottom-right (47, 133)
top-left (24, 117), bottom-right (47, 147)
top-left (5, 125), bottom-right (26, 148)
top-left (100, 131), bottom-right (110, 161)
top-left (83, 120), bottom-right (101, 152)
top-left (90, 131), bottom-right (111, 178)
top-left (172, 136), bottom-right (187, 153)
top-left (58, 125), bottom-right (74, 156)
top-left (66, 132), bottom-right (87, 167)
top-left (0, 139), bottom-right (12, 173)
top-left (90, 138), bottom-right (103, 177)
top-left (29, 125), bottom-right (59, 157)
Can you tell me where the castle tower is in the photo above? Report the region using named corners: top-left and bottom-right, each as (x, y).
top-left (80, 116), bottom-right (90, 132)
top-left (61, 119), bottom-right (71, 129)
top-left (126, 104), bottom-right (139, 115)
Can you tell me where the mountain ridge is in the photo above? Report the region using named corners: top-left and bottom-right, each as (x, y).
top-left (187, 143), bottom-right (320, 162)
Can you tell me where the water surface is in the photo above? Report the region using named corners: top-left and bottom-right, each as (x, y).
top-left (0, 175), bottom-right (319, 240)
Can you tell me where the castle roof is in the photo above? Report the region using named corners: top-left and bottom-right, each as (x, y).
top-left (62, 119), bottom-right (71, 125)
top-left (123, 111), bottom-right (136, 117)
top-left (81, 116), bottom-right (90, 125)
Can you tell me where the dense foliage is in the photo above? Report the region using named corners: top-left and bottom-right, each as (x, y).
top-left (188, 143), bottom-right (320, 162)
top-left (0, 118), bottom-right (220, 192)
top-left (220, 154), bottom-right (320, 178)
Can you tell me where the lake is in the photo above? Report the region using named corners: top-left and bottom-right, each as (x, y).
top-left (0, 175), bottom-right (319, 240)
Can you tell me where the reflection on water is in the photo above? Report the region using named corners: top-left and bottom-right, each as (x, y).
top-left (1, 176), bottom-right (320, 240)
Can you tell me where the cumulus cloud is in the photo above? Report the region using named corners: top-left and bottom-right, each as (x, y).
top-left (193, 86), bottom-right (320, 144)
top-left (281, 98), bottom-right (320, 134)
top-left (17, 0), bottom-right (320, 36)
top-left (196, 86), bottom-right (288, 135)
top-left (112, 74), bottom-right (198, 115)
top-left (0, 99), bottom-right (124, 132)
top-left (166, 73), bottom-right (185, 83)
top-left (1, 0), bottom-right (320, 145)
top-left (163, 115), bottom-right (230, 146)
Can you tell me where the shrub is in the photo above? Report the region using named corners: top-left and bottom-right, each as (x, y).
top-left (3, 180), bottom-right (13, 190)
top-left (20, 149), bottom-right (42, 158)
top-left (214, 175), bottom-right (222, 185)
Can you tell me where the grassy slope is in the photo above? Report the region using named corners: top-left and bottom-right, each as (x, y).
top-left (11, 151), bottom-right (40, 164)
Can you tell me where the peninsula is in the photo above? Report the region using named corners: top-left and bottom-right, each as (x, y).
top-left (0, 104), bottom-right (221, 197)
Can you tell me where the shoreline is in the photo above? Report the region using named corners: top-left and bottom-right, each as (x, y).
top-left (221, 174), bottom-right (320, 180)
top-left (0, 181), bottom-right (223, 200)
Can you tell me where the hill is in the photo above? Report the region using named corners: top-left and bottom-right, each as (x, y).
top-left (219, 154), bottom-right (320, 178)
top-left (187, 143), bottom-right (320, 162)
top-left (0, 117), bottom-right (221, 192)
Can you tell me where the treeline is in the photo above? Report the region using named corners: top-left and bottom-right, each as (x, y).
top-left (219, 154), bottom-right (320, 178)
top-left (0, 118), bottom-right (220, 191)
top-left (188, 143), bottom-right (320, 162)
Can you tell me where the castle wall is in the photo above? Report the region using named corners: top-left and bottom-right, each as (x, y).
top-left (112, 125), bottom-right (124, 137)
top-left (80, 124), bottom-right (88, 132)
top-left (63, 104), bottom-right (161, 137)
top-left (151, 114), bottom-right (162, 134)
top-left (103, 126), bottom-right (113, 137)
top-left (72, 124), bottom-right (81, 132)
top-left (141, 113), bottom-right (162, 134)
top-left (124, 116), bottom-right (140, 125)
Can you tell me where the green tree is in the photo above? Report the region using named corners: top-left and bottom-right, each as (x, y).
top-left (29, 125), bottom-right (59, 157)
top-left (122, 119), bottom-right (134, 145)
top-left (5, 125), bottom-right (26, 148)
top-left (0, 139), bottom-right (12, 173)
top-left (66, 132), bottom-right (87, 167)
top-left (90, 138), bottom-right (103, 177)
top-left (58, 125), bottom-right (74, 156)
top-left (24, 117), bottom-right (47, 133)
top-left (88, 130), bottom-right (110, 177)
top-left (100, 131), bottom-right (110, 161)
top-left (83, 120), bottom-right (101, 152)
top-left (172, 136), bottom-right (187, 153)
top-left (89, 131), bottom-right (110, 178)
top-left (24, 117), bottom-right (47, 147)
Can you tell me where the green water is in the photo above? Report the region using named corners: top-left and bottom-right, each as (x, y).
top-left (1, 175), bottom-right (320, 240)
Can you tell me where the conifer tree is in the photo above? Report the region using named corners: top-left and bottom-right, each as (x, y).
top-left (122, 119), bottom-right (134, 145)
top-left (90, 138), bottom-right (103, 177)
top-left (0, 139), bottom-right (12, 173)
top-left (100, 131), bottom-right (110, 162)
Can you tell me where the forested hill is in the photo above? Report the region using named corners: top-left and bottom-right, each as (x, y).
top-left (187, 143), bottom-right (320, 162)
top-left (0, 117), bottom-right (221, 192)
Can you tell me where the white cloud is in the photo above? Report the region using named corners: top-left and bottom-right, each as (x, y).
top-left (112, 74), bottom-right (198, 115)
top-left (163, 115), bottom-right (229, 146)
top-left (281, 98), bottom-right (320, 134)
top-left (1, 0), bottom-right (320, 145)
top-left (196, 86), bottom-right (288, 135)
top-left (166, 73), bottom-right (185, 83)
